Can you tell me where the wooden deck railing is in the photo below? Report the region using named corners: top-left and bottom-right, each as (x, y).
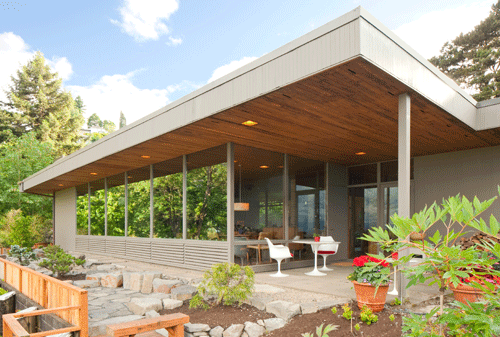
top-left (0, 257), bottom-right (88, 337)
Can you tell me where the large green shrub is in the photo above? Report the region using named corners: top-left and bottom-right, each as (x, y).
top-left (38, 245), bottom-right (85, 277)
top-left (0, 210), bottom-right (51, 248)
top-left (189, 262), bottom-right (254, 310)
top-left (9, 245), bottom-right (36, 266)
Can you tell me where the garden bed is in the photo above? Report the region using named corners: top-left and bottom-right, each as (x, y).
top-left (160, 301), bottom-right (403, 336)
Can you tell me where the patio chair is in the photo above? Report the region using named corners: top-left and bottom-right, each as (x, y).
top-left (264, 237), bottom-right (293, 277)
top-left (247, 232), bottom-right (273, 264)
top-left (234, 237), bottom-right (249, 265)
top-left (316, 236), bottom-right (339, 271)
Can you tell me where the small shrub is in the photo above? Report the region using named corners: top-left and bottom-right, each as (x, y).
top-left (38, 245), bottom-right (85, 277)
top-left (9, 245), bottom-right (36, 266)
top-left (360, 305), bottom-right (378, 325)
top-left (390, 297), bottom-right (402, 306)
top-left (302, 323), bottom-right (338, 337)
top-left (0, 210), bottom-right (49, 248)
top-left (331, 307), bottom-right (337, 314)
top-left (0, 287), bottom-right (7, 296)
top-left (354, 323), bottom-right (360, 331)
top-left (389, 314), bottom-right (395, 322)
top-left (189, 262), bottom-right (254, 310)
top-left (342, 303), bottom-right (352, 320)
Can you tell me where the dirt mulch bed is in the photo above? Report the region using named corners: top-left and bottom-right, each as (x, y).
top-left (159, 302), bottom-right (275, 329)
top-left (160, 301), bottom-right (403, 336)
top-left (56, 273), bottom-right (87, 282)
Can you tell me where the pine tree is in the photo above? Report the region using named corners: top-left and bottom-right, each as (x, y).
top-left (119, 111), bottom-right (126, 129)
top-left (1, 52), bottom-right (85, 155)
top-left (430, 1), bottom-right (500, 101)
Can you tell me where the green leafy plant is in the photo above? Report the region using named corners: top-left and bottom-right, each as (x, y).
top-left (364, 189), bottom-right (500, 336)
top-left (9, 245), bottom-right (36, 266)
top-left (0, 210), bottom-right (51, 248)
top-left (331, 307), bottom-right (337, 314)
top-left (301, 323), bottom-right (338, 337)
top-left (342, 303), bottom-right (352, 320)
top-left (354, 323), bottom-right (360, 331)
top-left (360, 305), bottom-right (378, 325)
top-left (389, 314), bottom-right (395, 322)
top-left (38, 245), bottom-right (85, 277)
top-left (390, 297), bottom-right (402, 306)
top-left (189, 262), bottom-right (254, 310)
top-left (0, 287), bottom-right (8, 296)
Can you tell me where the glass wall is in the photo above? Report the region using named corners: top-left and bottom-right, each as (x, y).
top-left (76, 184), bottom-right (88, 235)
top-left (127, 166), bottom-right (151, 238)
top-left (187, 145), bottom-right (227, 240)
top-left (107, 173), bottom-right (126, 236)
top-left (89, 179), bottom-right (106, 235)
top-left (153, 157), bottom-right (183, 239)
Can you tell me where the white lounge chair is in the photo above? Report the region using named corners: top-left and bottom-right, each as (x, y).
top-left (265, 237), bottom-right (293, 277)
top-left (316, 236), bottom-right (339, 271)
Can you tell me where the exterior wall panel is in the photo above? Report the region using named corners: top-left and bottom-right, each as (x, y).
top-left (54, 188), bottom-right (76, 251)
top-left (327, 163), bottom-right (349, 260)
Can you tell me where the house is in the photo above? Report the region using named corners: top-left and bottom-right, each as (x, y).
top-left (19, 7), bottom-right (500, 275)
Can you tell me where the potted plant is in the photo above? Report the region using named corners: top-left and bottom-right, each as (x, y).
top-left (363, 191), bottom-right (500, 336)
top-left (449, 261), bottom-right (500, 304)
top-left (347, 255), bottom-right (390, 312)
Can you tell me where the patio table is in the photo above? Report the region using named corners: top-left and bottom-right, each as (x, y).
top-left (292, 239), bottom-right (341, 276)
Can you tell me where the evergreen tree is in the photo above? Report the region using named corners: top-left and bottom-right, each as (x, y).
top-left (119, 111), bottom-right (126, 129)
top-left (102, 120), bottom-right (116, 133)
top-left (430, 1), bottom-right (500, 101)
top-left (87, 113), bottom-right (102, 128)
top-left (1, 52), bottom-right (85, 155)
top-left (74, 96), bottom-right (85, 115)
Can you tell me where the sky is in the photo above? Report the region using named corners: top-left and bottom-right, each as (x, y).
top-left (0, 0), bottom-right (495, 126)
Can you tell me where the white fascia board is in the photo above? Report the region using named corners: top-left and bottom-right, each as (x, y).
top-left (476, 100), bottom-right (500, 130)
top-left (358, 7), bottom-right (478, 129)
top-left (21, 7), bottom-right (364, 191)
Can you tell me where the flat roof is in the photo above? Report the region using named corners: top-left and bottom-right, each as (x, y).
top-left (20, 6), bottom-right (500, 195)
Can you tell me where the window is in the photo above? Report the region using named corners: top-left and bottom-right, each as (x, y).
top-left (127, 166), bottom-right (151, 238)
top-left (107, 174), bottom-right (125, 236)
top-left (76, 184), bottom-right (88, 235)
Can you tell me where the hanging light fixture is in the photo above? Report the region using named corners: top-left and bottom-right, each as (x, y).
top-left (234, 164), bottom-right (250, 211)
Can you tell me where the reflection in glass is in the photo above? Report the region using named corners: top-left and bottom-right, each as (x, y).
top-left (127, 167), bottom-right (151, 238)
top-left (383, 186), bottom-right (398, 226)
top-left (107, 174), bottom-right (125, 236)
top-left (90, 179), bottom-right (105, 235)
top-left (187, 145), bottom-right (227, 240)
top-left (76, 184), bottom-right (88, 235)
top-left (348, 186), bottom-right (377, 257)
top-left (153, 158), bottom-right (183, 239)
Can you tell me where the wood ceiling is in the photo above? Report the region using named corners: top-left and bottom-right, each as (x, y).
top-left (27, 57), bottom-right (500, 195)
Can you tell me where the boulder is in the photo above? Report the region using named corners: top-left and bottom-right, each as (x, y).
top-left (263, 318), bottom-right (286, 332)
top-left (162, 298), bottom-right (183, 310)
top-left (265, 300), bottom-right (301, 321)
top-left (153, 278), bottom-right (182, 294)
top-left (97, 264), bottom-right (117, 271)
top-left (244, 322), bottom-right (265, 337)
top-left (127, 298), bottom-right (163, 316)
top-left (171, 284), bottom-right (197, 301)
top-left (184, 323), bottom-right (210, 333)
top-left (74, 280), bottom-right (99, 289)
top-left (100, 273), bottom-right (123, 288)
top-left (223, 324), bottom-right (244, 337)
top-left (210, 326), bottom-right (224, 337)
top-left (129, 273), bottom-right (144, 292)
top-left (123, 273), bottom-right (132, 289)
top-left (86, 273), bottom-right (104, 285)
top-left (300, 303), bottom-right (318, 314)
top-left (141, 272), bottom-right (162, 294)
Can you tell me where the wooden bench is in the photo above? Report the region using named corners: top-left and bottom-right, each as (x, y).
top-left (106, 313), bottom-right (189, 337)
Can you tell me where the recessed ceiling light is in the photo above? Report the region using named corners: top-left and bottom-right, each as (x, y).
top-left (58, 184), bottom-right (64, 187)
top-left (128, 176), bottom-right (132, 179)
top-left (355, 152), bottom-right (366, 155)
top-left (90, 172), bottom-right (98, 176)
top-left (260, 165), bottom-right (269, 169)
top-left (242, 120), bottom-right (258, 126)
top-left (141, 155), bottom-right (151, 159)
top-left (278, 166), bottom-right (283, 168)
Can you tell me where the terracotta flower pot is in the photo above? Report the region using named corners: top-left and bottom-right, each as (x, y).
top-left (352, 280), bottom-right (389, 312)
top-left (410, 232), bottom-right (425, 240)
top-left (449, 283), bottom-right (485, 305)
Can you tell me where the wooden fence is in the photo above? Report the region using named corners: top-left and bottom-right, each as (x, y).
top-left (0, 257), bottom-right (88, 337)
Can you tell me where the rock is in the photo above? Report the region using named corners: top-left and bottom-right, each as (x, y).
top-left (263, 318), bottom-right (286, 332)
top-left (127, 298), bottom-right (163, 316)
top-left (129, 273), bottom-right (144, 292)
top-left (84, 259), bottom-right (103, 268)
top-left (32, 249), bottom-right (45, 258)
top-left (210, 326), bottom-right (224, 337)
top-left (97, 264), bottom-right (117, 271)
top-left (247, 296), bottom-right (272, 311)
top-left (244, 322), bottom-right (265, 337)
top-left (300, 303), bottom-right (318, 314)
top-left (123, 272), bottom-right (132, 289)
top-left (265, 300), bottom-right (301, 321)
top-left (256, 320), bottom-right (264, 326)
top-left (46, 332), bottom-right (72, 337)
top-left (145, 310), bottom-right (160, 318)
top-left (317, 299), bottom-right (349, 311)
top-left (100, 273), bottom-right (123, 288)
top-left (153, 278), bottom-right (182, 294)
top-left (242, 333), bottom-right (249, 337)
top-left (185, 323), bottom-right (210, 332)
top-left (89, 315), bottom-right (143, 336)
top-left (63, 280), bottom-right (74, 285)
top-left (74, 280), bottom-right (99, 288)
top-left (141, 272), bottom-right (162, 294)
top-left (162, 298), bottom-right (183, 310)
top-left (171, 284), bottom-right (197, 301)
top-left (155, 328), bottom-right (169, 337)
top-left (253, 284), bottom-right (285, 294)
top-left (86, 273), bottom-right (104, 285)
top-left (223, 324), bottom-right (244, 337)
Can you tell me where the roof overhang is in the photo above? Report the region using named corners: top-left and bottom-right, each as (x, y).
top-left (20, 7), bottom-right (500, 195)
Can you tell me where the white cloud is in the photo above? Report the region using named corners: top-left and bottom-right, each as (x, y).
top-left (393, 1), bottom-right (493, 59)
top-left (167, 36), bottom-right (182, 46)
top-left (208, 56), bottom-right (258, 83)
top-left (67, 71), bottom-right (199, 125)
top-left (47, 56), bottom-right (73, 81)
top-left (111, 0), bottom-right (179, 42)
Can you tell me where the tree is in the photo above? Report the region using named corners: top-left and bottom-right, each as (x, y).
top-left (430, 1), bottom-right (500, 101)
top-left (119, 111), bottom-right (127, 129)
top-left (102, 120), bottom-right (116, 133)
top-left (74, 96), bottom-right (85, 115)
top-left (87, 113), bottom-right (102, 128)
top-left (1, 52), bottom-right (85, 155)
top-left (0, 133), bottom-right (53, 219)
